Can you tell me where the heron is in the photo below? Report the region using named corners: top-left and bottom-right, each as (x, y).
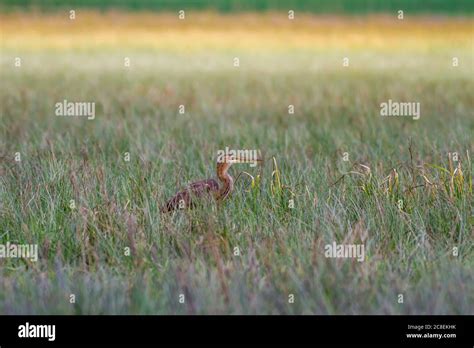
top-left (162, 154), bottom-right (261, 212)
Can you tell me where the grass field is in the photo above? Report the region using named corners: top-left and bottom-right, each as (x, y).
top-left (0, 11), bottom-right (473, 314)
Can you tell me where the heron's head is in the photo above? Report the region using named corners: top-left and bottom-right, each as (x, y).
top-left (218, 153), bottom-right (262, 165)
top-left (216, 153), bottom-right (262, 177)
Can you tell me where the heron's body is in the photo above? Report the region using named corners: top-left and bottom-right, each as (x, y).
top-left (162, 155), bottom-right (243, 212)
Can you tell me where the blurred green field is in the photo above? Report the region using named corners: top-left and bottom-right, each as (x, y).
top-left (1, 0), bottom-right (474, 14)
top-left (0, 12), bottom-right (473, 314)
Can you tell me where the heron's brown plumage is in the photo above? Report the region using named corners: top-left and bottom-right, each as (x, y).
top-left (161, 156), bottom-right (238, 212)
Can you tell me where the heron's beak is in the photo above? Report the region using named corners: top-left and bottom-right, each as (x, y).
top-left (233, 156), bottom-right (263, 165)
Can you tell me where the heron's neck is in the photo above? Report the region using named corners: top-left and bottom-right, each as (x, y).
top-left (217, 165), bottom-right (234, 200)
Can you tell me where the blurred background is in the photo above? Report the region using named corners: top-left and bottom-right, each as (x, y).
top-left (1, 0), bottom-right (473, 13)
top-left (0, 0), bottom-right (473, 315)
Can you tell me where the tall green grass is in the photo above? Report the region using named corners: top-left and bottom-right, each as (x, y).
top-left (0, 19), bottom-right (473, 314)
